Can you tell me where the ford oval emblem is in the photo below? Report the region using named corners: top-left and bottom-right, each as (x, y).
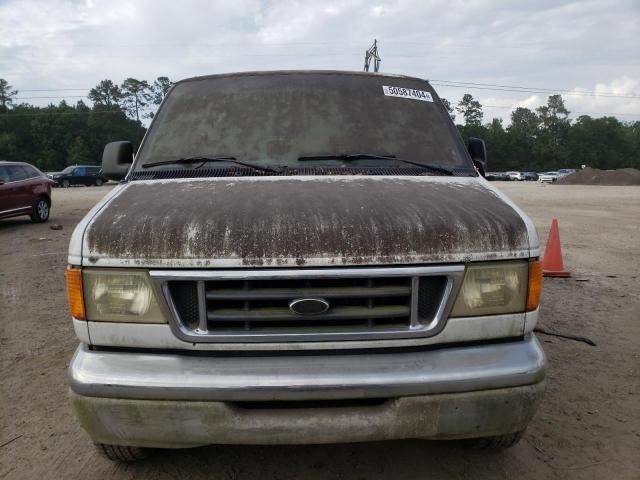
top-left (289, 298), bottom-right (330, 316)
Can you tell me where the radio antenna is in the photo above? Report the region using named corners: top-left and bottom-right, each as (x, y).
top-left (364, 39), bottom-right (381, 72)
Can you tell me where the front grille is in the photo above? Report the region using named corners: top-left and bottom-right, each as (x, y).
top-left (153, 266), bottom-right (463, 343)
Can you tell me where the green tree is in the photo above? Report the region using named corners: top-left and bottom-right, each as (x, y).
top-left (88, 79), bottom-right (123, 109)
top-left (508, 107), bottom-right (542, 170)
top-left (75, 99), bottom-right (91, 112)
top-left (566, 116), bottom-right (636, 170)
top-left (0, 98), bottom-right (145, 170)
top-left (483, 118), bottom-right (510, 170)
top-left (440, 98), bottom-right (455, 122)
top-left (121, 78), bottom-right (152, 122)
top-left (624, 121), bottom-right (640, 168)
top-left (146, 76), bottom-right (175, 119)
top-left (537, 95), bottom-right (570, 145)
top-left (456, 94), bottom-right (483, 126)
top-left (67, 136), bottom-right (93, 164)
top-left (510, 107), bottom-right (541, 137)
top-left (152, 76), bottom-right (174, 106)
top-left (537, 95), bottom-right (569, 125)
top-left (0, 131), bottom-right (18, 157)
top-left (0, 78), bottom-right (18, 111)
top-left (536, 95), bottom-right (571, 168)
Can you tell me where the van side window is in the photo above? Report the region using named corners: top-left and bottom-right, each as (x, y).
top-left (73, 167), bottom-right (86, 176)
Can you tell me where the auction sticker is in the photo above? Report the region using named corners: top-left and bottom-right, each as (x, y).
top-left (382, 85), bottom-right (433, 102)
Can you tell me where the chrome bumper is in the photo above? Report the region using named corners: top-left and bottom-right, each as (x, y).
top-left (69, 336), bottom-right (546, 447)
top-left (70, 383), bottom-right (545, 447)
top-left (69, 336), bottom-right (546, 401)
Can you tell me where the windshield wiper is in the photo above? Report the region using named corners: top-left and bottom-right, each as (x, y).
top-left (142, 156), bottom-right (280, 173)
top-left (297, 154), bottom-right (455, 176)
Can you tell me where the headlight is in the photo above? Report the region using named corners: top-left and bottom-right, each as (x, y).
top-left (83, 269), bottom-right (166, 323)
top-left (451, 261), bottom-right (529, 317)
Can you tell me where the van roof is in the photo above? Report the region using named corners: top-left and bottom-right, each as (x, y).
top-left (176, 70), bottom-right (425, 87)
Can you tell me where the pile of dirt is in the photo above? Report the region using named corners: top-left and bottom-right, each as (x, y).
top-left (557, 167), bottom-right (640, 186)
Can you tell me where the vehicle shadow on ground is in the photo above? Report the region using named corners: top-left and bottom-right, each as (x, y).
top-left (0, 218), bottom-right (35, 228)
top-left (120, 440), bottom-right (526, 480)
top-left (0, 215), bottom-right (64, 230)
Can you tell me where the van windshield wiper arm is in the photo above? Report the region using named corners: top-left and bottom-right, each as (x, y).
top-left (297, 154), bottom-right (455, 176)
top-left (142, 156), bottom-right (280, 173)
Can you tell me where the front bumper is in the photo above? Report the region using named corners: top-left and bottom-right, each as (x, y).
top-left (69, 336), bottom-right (546, 447)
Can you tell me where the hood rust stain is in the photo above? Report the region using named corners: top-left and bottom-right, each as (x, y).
top-left (85, 177), bottom-right (529, 266)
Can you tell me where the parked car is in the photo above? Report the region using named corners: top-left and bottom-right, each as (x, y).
top-left (523, 172), bottom-right (539, 181)
top-left (66, 71), bottom-right (546, 462)
top-left (485, 171), bottom-right (509, 181)
top-left (538, 171), bottom-right (559, 183)
top-left (557, 168), bottom-right (576, 178)
top-left (0, 161), bottom-right (53, 222)
top-left (506, 171), bottom-right (524, 181)
top-left (48, 165), bottom-right (107, 187)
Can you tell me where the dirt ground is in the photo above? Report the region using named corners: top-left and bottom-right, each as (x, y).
top-left (1, 182), bottom-right (638, 480)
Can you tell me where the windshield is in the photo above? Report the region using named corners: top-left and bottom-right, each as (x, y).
top-left (135, 72), bottom-right (473, 172)
top-left (61, 166), bottom-right (75, 174)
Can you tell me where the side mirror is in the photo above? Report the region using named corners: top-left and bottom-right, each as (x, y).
top-left (102, 141), bottom-right (133, 181)
top-left (468, 137), bottom-right (487, 177)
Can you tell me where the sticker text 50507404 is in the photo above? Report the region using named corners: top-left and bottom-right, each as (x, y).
top-left (382, 86), bottom-right (434, 102)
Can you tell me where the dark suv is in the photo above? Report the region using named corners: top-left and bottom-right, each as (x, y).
top-left (48, 165), bottom-right (107, 187)
top-left (0, 161), bottom-right (53, 222)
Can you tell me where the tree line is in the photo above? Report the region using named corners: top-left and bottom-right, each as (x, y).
top-left (0, 77), bottom-right (171, 172)
top-left (446, 93), bottom-right (639, 172)
top-left (1, 77), bottom-right (638, 173)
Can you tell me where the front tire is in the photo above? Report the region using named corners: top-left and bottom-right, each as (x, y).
top-left (31, 196), bottom-right (50, 223)
top-left (94, 443), bottom-right (150, 462)
top-left (469, 430), bottom-right (526, 450)
top-left (61, 179), bottom-right (70, 188)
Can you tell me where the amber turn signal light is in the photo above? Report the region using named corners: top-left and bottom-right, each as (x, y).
top-left (526, 260), bottom-right (543, 312)
top-left (66, 266), bottom-right (86, 320)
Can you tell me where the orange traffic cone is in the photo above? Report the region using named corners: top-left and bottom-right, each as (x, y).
top-left (542, 218), bottom-right (571, 277)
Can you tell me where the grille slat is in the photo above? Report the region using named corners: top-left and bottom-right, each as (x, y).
top-left (159, 266), bottom-right (462, 343)
top-left (205, 285), bottom-right (410, 300)
top-left (208, 305), bottom-right (411, 322)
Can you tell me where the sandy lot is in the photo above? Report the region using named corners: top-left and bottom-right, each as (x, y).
top-left (1, 182), bottom-right (639, 480)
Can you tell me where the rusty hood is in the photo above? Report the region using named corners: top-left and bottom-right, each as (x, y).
top-left (79, 176), bottom-right (535, 268)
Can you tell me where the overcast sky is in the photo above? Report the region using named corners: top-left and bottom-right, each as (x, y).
top-left (1, 0), bottom-right (639, 123)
